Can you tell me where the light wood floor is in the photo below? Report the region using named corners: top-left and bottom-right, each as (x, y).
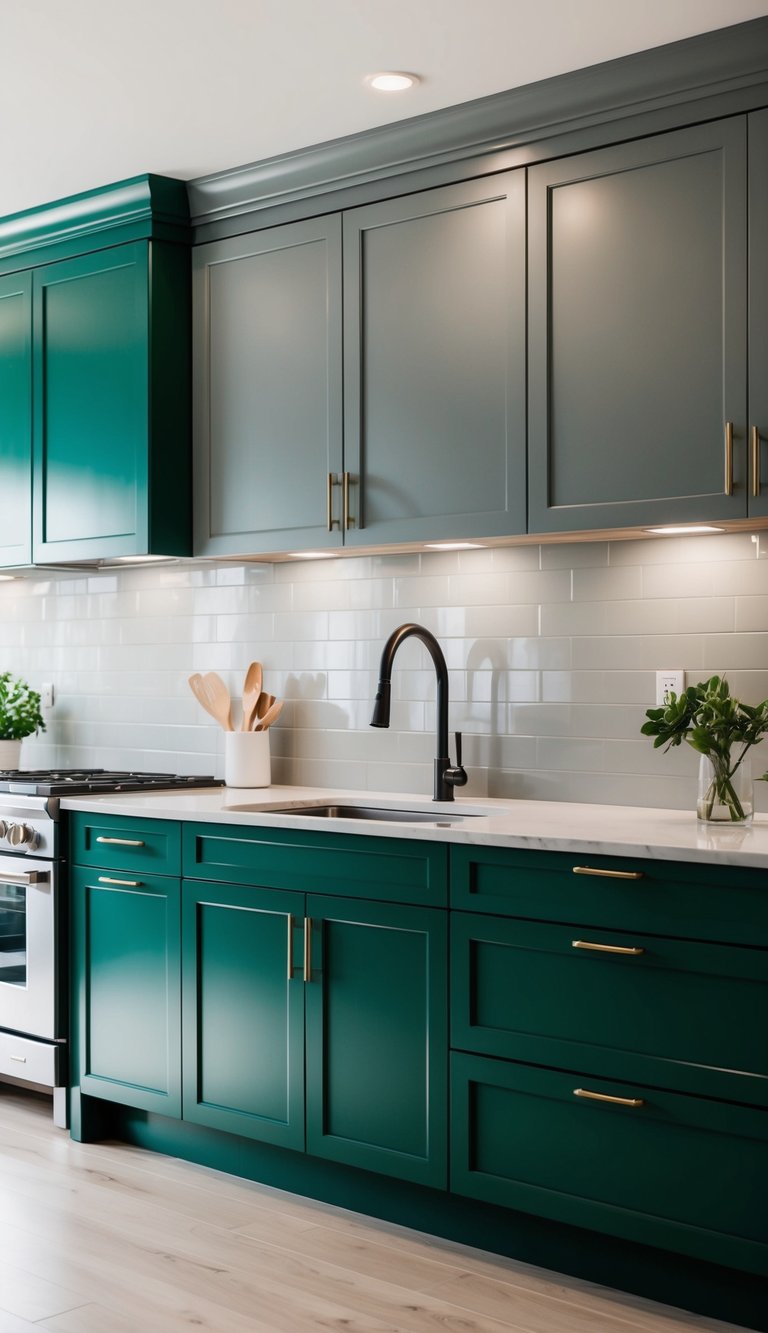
top-left (0, 1087), bottom-right (752, 1333)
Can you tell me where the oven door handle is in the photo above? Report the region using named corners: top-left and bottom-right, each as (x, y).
top-left (0, 869), bottom-right (48, 885)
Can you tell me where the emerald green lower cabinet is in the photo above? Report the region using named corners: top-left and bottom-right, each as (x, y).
top-left (72, 865), bottom-right (181, 1116)
top-left (450, 1052), bottom-right (768, 1276)
top-left (305, 897), bottom-right (447, 1187)
top-left (182, 881), bottom-right (305, 1149)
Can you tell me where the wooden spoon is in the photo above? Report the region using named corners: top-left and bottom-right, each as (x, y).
top-left (254, 691), bottom-right (275, 726)
top-left (254, 698), bottom-right (283, 731)
top-left (240, 661), bottom-right (263, 732)
top-left (188, 672), bottom-right (233, 731)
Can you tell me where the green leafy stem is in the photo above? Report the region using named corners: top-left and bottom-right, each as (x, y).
top-left (641, 675), bottom-right (768, 822)
top-left (0, 673), bottom-right (46, 742)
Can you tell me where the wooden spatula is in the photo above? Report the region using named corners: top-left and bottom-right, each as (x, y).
top-left (188, 672), bottom-right (233, 731)
top-left (241, 661), bottom-right (263, 732)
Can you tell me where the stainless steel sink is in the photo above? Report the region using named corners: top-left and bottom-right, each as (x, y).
top-left (229, 803), bottom-right (478, 825)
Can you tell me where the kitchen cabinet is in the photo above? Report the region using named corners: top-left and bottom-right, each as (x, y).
top-left (449, 845), bottom-right (768, 1275)
top-left (0, 271), bottom-right (32, 565)
top-left (0, 175), bottom-right (191, 568)
top-left (192, 172), bottom-right (525, 555)
top-left (748, 108), bottom-right (768, 518)
top-left (528, 118), bottom-right (750, 533)
top-left (182, 877), bottom-right (447, 1186)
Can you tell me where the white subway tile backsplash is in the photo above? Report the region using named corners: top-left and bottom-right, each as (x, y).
top-left (0, 534), bottom-right (764, 811)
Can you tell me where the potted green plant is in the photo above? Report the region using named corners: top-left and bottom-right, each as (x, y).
top-left (0, 673), bottom-right (46, 769)
top-left (642, 676), bottom-right (768, 823)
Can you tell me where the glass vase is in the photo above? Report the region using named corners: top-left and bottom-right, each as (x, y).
top-left (696, 751), bottom-right (753, 824)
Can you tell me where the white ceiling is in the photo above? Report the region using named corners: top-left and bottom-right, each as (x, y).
top-left (3, 0), bottom-right (768, 219)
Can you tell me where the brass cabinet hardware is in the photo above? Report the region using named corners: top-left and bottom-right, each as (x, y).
top-left (303, 917), bottom-right (312, 982)
top-left (326, 473), bottom-right (340, 531)
top-left (97, 876), bottom-right (142, 887)
top-left (342, 471), bottom-right (354, 529)
top-left (0, 870), bottom-right (46, 886)
top-left (751, 425), bottom-right (762, 498)
top-left (95, 836), bottom-right (145, 847)
top-left (724, 420), bottom-right (734, 496)
top-left (287, 914), bottom-right (294, 980)
top-left (574, 1087), bottom-right (645, 1108)
top-left (572, 939), bottom-right (645, 955)
top-left (572, 866), bottom-right (644, 880)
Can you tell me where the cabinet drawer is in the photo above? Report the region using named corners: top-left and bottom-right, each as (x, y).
top-left (182, 824), bottom-right (448, 907)
top-left (450, 846), bottom-right (768, 947)
top-left (451, 1052), bottom-right (768, 1275)
top-left (451, 913), bottom-right (768, 1104)
top-left (0, 1031), bottom-right (62, 1087)
top-left (70, 814), bottom-right (181, 876)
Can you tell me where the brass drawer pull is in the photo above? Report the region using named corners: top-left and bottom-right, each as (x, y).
top-left (572, 940), bottom-right (644, 956)
top-left (287, 914), bottom-right (294, 980)
top-left (98, 876), bottom-right (142, 888)
top-left (574, 1088), bottom-right (645, 1108)
top-left (303, 917), bottom-right (312, 982)
top-left (724, 420), bottom-right (734, 496)
top-left (326, 473), bottom-right (339, 531)
top-left (342, 471), bottom-right (354, 530)
top-left (751, 425), bottom-right (762, 497)
top-left (572, 866), bottom-right (643, 880)
top-left (96, 836), bottom-right (145, 847)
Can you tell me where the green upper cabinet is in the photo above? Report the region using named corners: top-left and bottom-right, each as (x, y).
top-left (528, 118), bottom-right (749, 533)
top-left (192, 172), bottom-right (526, 556)
top-left (0, 271), bottom-right (32, 565)
top-left (748, 109), bottom-right (768, 517)
top-left (193, 217), bottom-right (344, 556)
top-left (0, 175), bottom-right (191, 567)
top-left (342, 173), bottom-right (526, 545)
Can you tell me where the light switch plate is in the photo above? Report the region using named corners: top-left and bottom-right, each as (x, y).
top-left (656, 670), bottom-right (685, 706)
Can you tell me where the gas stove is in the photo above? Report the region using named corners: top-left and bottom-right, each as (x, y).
top-left (0, 769), bottom-right (223, 798)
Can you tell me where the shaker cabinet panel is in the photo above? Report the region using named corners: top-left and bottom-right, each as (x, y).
top-left (528, 118), bottom-right (748, 532)
top-left (193, 217), bottom-right (343, 555)
top-left (0, 271), bottom-right (32, 566)
top-left (343, 173), bottom-right (527, 544)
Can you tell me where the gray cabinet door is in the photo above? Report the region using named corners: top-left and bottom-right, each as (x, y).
top-left (343, 173), bottom-right (526, 545)
top-left (528, 119), bottom-right (748, 533)
top-left (193, 217), bottom-right (343, 556)
top-left (748, 109), bottom-right (768, 518)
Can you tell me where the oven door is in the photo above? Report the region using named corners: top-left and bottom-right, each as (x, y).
top-left (0, 856), bottom-right (57, 1041)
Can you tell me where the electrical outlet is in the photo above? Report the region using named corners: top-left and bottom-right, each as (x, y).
top-left (41, 683), bottom-right (54, 710)
top-left (656, 670), bottom-right (685, 707)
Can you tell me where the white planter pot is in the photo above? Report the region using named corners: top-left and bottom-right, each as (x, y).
top-left (0, 740), bottom-right (22, 770)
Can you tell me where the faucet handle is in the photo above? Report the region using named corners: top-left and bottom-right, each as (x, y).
top-left (446, 731), bottom-right (468, 790)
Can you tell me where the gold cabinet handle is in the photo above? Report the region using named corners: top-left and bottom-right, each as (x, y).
top-left (287, 914), bottom-right (294, 980)
top-left (572, 866), bottom-right (644, 881)
top-left (303, 917), bottom-right (312, 982)
top-left (97, 876), bottom-right (142, 887)
top-left (574, 1088), bottom-right (644, 1108)
top-left (751, 425), bottom-right (761, 498)
top-left (572, 940), bottom-right (645, 956)
top-left (327, 473), bottom-right (340, 531)
top-left (96, 836), bottom-right (145, 847)
top-left (724, 420), bottom-right (734, 496)
top-left (342, 471), bottom-right (354, 530)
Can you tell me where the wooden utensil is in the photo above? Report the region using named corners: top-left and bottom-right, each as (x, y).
top-left (188, 672), bottom-right (233, 731)
top-left (240, 661), bottom-right (263, 732)
top-left (254, 698), bottom-right (283, 731)
top-left (254, 691), bottom-right (275, 726)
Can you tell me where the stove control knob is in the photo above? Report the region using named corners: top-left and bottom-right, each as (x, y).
top-left (7, 823), bottom-right (38, 849)
top-left (0, 821), bottom-right (7, 840)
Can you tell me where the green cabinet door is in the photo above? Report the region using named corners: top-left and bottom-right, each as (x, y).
top-left (72, 865), bottom-right (181, 1115)
top-left (748, 108), bottom-right (768, 517)
top-left (528, 118), bottom-right (748, 533)
top-left (182, 881), bottom-right (305, 1149)
top-left (0, 271), bottom-right (32, 566)
top-left (343, 173), bottom-right (526, 545)
top-left (32, 240), bottom-right (190, 562)
top-left (193, 217), bottom-right (343, 556)
top-left (305, 896), bottom-right (447, 1187)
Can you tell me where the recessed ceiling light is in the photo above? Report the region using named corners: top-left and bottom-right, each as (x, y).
top-left (366, 72), bottom-right (420, 93)
top-left (424, 541), bottom-right (484, 550)
top-left (644, 526), bottom-right (725, 535)
top-left (287, 551), bottom-right (337, 560)
top-left (110, 555), bottom-right (176, 564)
top-left (0, 575), bottom-right (16, 582)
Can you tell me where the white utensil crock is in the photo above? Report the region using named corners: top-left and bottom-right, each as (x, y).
top-left (224, 731), bottom-right (271, 788)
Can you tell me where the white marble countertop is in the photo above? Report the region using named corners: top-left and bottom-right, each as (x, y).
top-left (59, 784), bottom-right (768, 869)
